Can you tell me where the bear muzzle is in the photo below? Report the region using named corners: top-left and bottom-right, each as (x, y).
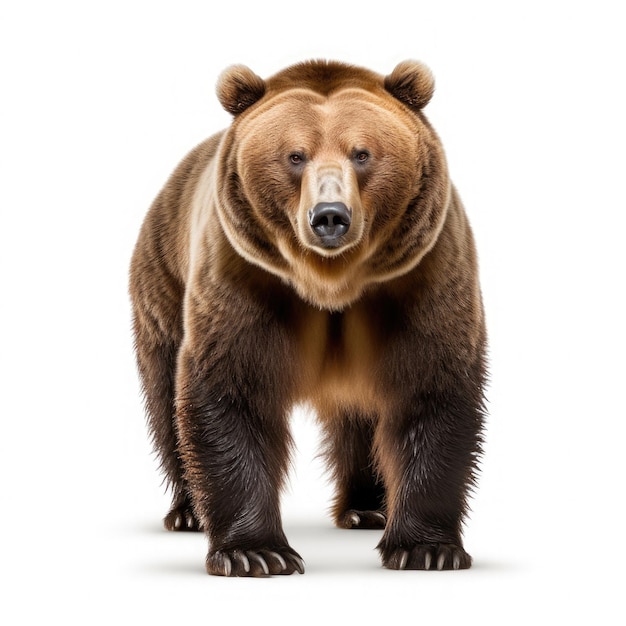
top-left (296, 160), bottom-right (364, 257)
top-left (308, 202), bottom-right (352, 247)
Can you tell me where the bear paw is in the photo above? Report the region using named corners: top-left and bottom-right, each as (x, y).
top-left (381, 543), bottom-right (472, 570)
top-left (164, 503), bottom-right (203, 532)
top-left (206, 547), bottom-right (305, 577)
top-left (338, 509), bottom-right (387, 529)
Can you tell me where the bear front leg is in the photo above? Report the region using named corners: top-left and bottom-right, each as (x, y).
top-left (175, 347), bottom-right (304, 577)
top-left (375, 386), bottom-right (484, 571)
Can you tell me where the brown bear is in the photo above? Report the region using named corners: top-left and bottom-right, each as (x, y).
top-left (130, 59), bottom-right (487, 576)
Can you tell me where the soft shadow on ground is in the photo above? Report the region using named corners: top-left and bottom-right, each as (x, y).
top-left (124, 517), bottom-right (516, 577)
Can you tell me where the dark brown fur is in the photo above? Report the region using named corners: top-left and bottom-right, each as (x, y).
top-left (130, 59), bottom-right (487, 576)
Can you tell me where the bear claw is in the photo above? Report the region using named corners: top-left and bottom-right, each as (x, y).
top-left (381, 543), bottom-right (471, 571)
top-left (339, 509), bottom-right (387, 529)
top-left (247, 552), bottom-right (270, 575)
top-left (207, 547), bottom-right (305, 577)
top-left (164, 504), bottom-right (203, 532)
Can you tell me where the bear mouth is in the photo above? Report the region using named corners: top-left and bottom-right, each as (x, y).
top-left (307, 235), bottom-right (356, 258)
top-left (316, 234), bottom-right (349, 249)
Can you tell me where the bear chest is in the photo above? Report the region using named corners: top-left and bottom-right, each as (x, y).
top-left (295, 308), bottom-right (386, 415)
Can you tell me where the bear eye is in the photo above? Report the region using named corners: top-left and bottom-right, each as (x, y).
top-left (354, 150), bottom-right (370, 164)
top-left (289, 152), bottom-right (305, 165)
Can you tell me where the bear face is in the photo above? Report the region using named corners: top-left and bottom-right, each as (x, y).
top-left (214, 60), bottom-right (449, 310)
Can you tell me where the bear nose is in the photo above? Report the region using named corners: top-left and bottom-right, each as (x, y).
top-left (308, 202), bottom-right (352, 241)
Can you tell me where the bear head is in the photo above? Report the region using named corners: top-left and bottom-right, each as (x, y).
top-left (214, 60), bottom-right (450, 310)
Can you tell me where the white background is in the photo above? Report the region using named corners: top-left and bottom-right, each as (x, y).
top-left (1, 0), bottom-right (625, 623)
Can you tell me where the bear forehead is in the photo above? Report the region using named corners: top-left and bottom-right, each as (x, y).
top-left (236, 87), bottom-right (417, 144)
top-left (252, 85), bottom-right (408, 116)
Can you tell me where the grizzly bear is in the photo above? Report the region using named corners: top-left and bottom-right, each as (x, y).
top-left (130, 59), bottom-right (487, 576)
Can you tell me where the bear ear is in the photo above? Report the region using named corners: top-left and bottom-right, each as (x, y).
top-left (216, 65), bottom-right (266, 115)
top-left (384, 60), bottom-right (435, 111)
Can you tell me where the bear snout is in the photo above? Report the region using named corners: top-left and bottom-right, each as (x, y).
top-left (308, 202), bottom-right (352, 245)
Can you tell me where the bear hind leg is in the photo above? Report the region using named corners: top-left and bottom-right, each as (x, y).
top-left (132, 303), bottom-right (198, 531)
top-left (136, 337), bottom-right (200, 531)
top-left (321, 414), bottom-right (387, 530)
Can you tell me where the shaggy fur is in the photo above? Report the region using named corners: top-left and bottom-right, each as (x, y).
top-left (130, 59), bottom-right (487, 577)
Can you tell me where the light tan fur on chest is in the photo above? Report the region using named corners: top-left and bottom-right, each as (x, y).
top-left (294, 306), bottom-right (385, 418)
